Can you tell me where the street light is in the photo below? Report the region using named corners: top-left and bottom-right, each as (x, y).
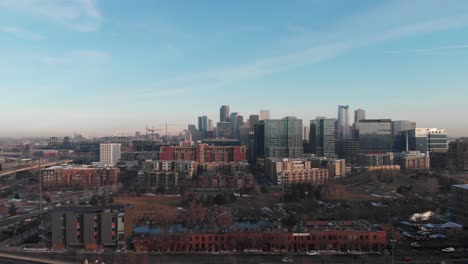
top-left (390, 239), bottom-right (396, 264)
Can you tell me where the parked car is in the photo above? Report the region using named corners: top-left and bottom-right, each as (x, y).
top-left (402, 256), bottom-right (414, 262)
top-left (442, 247), bottom-right (455, 253)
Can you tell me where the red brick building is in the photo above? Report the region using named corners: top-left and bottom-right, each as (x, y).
top-left (160, 144), bottom-right (246, 163)
top-left (41, 165), bottom-right (119, 190)
top-left (133, 220), bottom-right (386, 253)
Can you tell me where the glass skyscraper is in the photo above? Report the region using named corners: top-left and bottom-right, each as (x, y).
top-left (337, 105), bottom-right (351, 139)
top-left (264, 117), bottom-right (303, 158)
top-left (310, 117), bottom-right (336, 158)
top-left (358, 119), bottom-right (392, 153)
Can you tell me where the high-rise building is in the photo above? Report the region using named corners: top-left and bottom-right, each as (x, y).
top-left (216, 122), bottom-right (235, 139)
top-left (264, 117), bottom-right (303, 158)
top-left (229, 112), bottom-right (239, 138)
top-left (99, 143), bottom-right (121, 166)
top-left (220, 105), bottom-right (230, 122)
top-left (310, 117), bottom-right (336, 158)
top-left (253, 121), bottom-right (265, 164)
top-left (335, 139), bottom-right (360, 164)
top-left (354, 108), bottom-right (365, 124)
top-left (303, 126), bottom-right (310, 141)
top-left (208, 119), bottom-right (213, 131)
top-left (249, 115), bottom-right (260, 130)
top-left (187, 124), bottom-right (197, 133)
top-left (259, 110), bottom-right (270, 121)
top-left (408, 128), bottom-right (448, 153)
top-left (452, 184), bottom-right (468, 226)
top-left (358, 119), bottom-right (392, 153)
top-left (198, 115), bottom-right (209, 132)
top-left (447, 138), bottom-right (468, 172)
top-left (337, 105), bottom-right (351, 139)
top-left (391, 120), bottom-right (414, 152)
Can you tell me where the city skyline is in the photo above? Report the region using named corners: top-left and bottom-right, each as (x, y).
top-left (1, 0), bottom-right (468, 137)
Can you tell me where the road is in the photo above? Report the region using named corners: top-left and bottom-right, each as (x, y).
top-left (0, 160), bottom-right (73, 178)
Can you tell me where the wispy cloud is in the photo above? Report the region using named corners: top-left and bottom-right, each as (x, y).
top-left (0, 0), bottom-right (102, 32)
top-left (1, 26), bottom-right (43, 40)
top-left (386, 44), bottom-right (468, 54)
top-left (137, 1), bottom-right (468, 93)
top-left (38, 50), bottom-right (109, 65)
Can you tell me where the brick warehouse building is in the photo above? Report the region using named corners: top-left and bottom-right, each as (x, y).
top-left (160, 144), bottom-right (246, 163)
top-left (41, 165), bottom-right (119, 190)
top-left (50, 205), bottom-right (134, 250)
top-left (133, 220), bottom-right (386, 253)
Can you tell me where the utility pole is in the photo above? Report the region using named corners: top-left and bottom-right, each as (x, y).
top-left (390, 239), bottom-right (396, 264)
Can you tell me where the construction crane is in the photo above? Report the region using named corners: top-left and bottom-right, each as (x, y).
top-left (145, 127), bottom-right (163, 141)
top-left (158, 123), bottom-right (185, 142)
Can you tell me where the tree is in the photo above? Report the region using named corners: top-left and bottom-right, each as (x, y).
top-left (45, 196), bottom-right (51, 203)
top-left (8, 204), bottom-right (16, 216)
top-left (13, 193), bottom-right (20, 199)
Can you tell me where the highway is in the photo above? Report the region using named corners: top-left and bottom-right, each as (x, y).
top-left (0, 160), bottom-right (73, 178)
top-left (0, 252), bottom-right (73, 264)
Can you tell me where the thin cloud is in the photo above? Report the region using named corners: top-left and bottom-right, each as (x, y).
top-left (1, 26), bottom-right (43, 40)
top-left (0, 0), bottom-right (102, 32)
top-left (386, 44), bottom-right (468, 54)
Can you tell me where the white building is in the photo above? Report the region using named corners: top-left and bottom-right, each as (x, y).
top-left (99, 143), bottom-right (121, 166)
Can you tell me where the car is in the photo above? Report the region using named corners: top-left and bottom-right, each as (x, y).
top-left (306, 250), bottom-right (319, 256)
top-left (282, 257), bottom-right (294, 263)
top-left (442, 247), bottom-right (455, 253)
top-left (411, 242), bottom-right (421, 248)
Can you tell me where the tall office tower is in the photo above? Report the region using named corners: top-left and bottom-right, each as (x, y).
top-left (358, 119), bottom-right (392, 153)
top-left (303, 126), bottom-right (310, 141)
top-left (220, 105), bottom-right (230, 122)
top-left (236, 115), bottom-right (244, 139)
top-left (198, 115), bottom-right (209, 132)
top-left (216, 122), bottom-right (235, 139)
top-left (187, 124), bottom-right (197, 133)
top-left (100, 143), bottom-right (121, 166)
top-left (259, 110), bottom-right (271, 120)
top-left (253, 121), bottom-right (265, 164)
top-left (249, 115), bottom-right (260, 129)
top-left (337, 105), bottom-right (351, 139)
top-left (264, 117), bottom-right (303, 158)
top-left (208, 119), bottom-right (213, 131)
top-left (310, 117), bottom-right (336, 158)
top-left (391, 120), bottom-right (414, 152)
top-left (408, 128), bottom-right (448, 153)
top-left (354, 108), bottom-right (366, 124)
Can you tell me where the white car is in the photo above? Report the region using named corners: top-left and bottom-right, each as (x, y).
top-left (442, 247), bottom-right (455, 253)
top-left (307, 250), bottom-right (319, 256)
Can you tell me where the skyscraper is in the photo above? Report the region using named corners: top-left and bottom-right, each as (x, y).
top-left (391, 120), bottom-right (414, 152)
top-left (198, 115), bottom-right (209, 132)
top-left (220, 105), bottom-right (230, 122)
top-left (249, 115), bottom-right (259, 130)
top-left (310, 117), bottom-right (336, 158)
top-left (264, 117), bottom-right (303, 158)
top-left (230, 112), bottom-right (239, 138)
top-left (216, 122), bottom-right (235, 139)
top-left (358, 119), bottom-right (392, 153)
top-left (354, 108), bottom-right (365, 124)
top-left (337, 105), bottom-right (351, 139)
top-left (303, 126), bottom-right (310, 141)
top-left (259, 110), bottom-right (270, 120)
top-left (208, 119), bottom-right (213, 131)
top-left (253, 121), bottom-right (265, 164)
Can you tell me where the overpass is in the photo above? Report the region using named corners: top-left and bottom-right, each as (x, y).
top-left (0, 160), bottom-right (73, 178)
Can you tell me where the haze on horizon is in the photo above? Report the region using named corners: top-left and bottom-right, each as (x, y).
top-left (1, 0), bottom-right (468, 138)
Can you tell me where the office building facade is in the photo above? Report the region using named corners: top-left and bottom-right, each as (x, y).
top-left (219, 105), bottom-right (230, 122)
top-left (198, 115), bottom-right (209, 132)
top-left (358, 119), bottom-right (392, 153)
top-left (259, 110), bottom-right (270, 120)
top-left (310, 118), bottom-right (336, 158)
top-left (99, 143), bottom-right (121, 166)
top-left (337, 105), bottom-right (351, 139)
top-left (264, 117), bottom-right (303, 159)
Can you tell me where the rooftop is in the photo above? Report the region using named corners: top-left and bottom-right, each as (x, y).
top-left (453, 184), bottom-right (468, 190)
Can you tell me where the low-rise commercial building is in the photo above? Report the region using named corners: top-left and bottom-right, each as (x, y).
top-left (327, 159), bottom-right (346, 177)
top-left (160, 144), bottom-right (246, 163)
top-left (41, 165), bottom-right (119, 190)
top-left (133, 220), bottom-right (386, 253)
top-left (367, 165), bottom-right (400, 171)
top-left (357, 153), bottom-right (393, 167)
top-left (394, 151), bottom-right (430, 170)
top-left (50, 205), bottom-right (134, 250)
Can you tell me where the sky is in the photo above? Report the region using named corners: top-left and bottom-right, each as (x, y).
top-left (1, 0), bottom-right (468, 137)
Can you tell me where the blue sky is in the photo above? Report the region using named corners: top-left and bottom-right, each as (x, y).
top-left (1, 0), bottom-right (468, 137)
